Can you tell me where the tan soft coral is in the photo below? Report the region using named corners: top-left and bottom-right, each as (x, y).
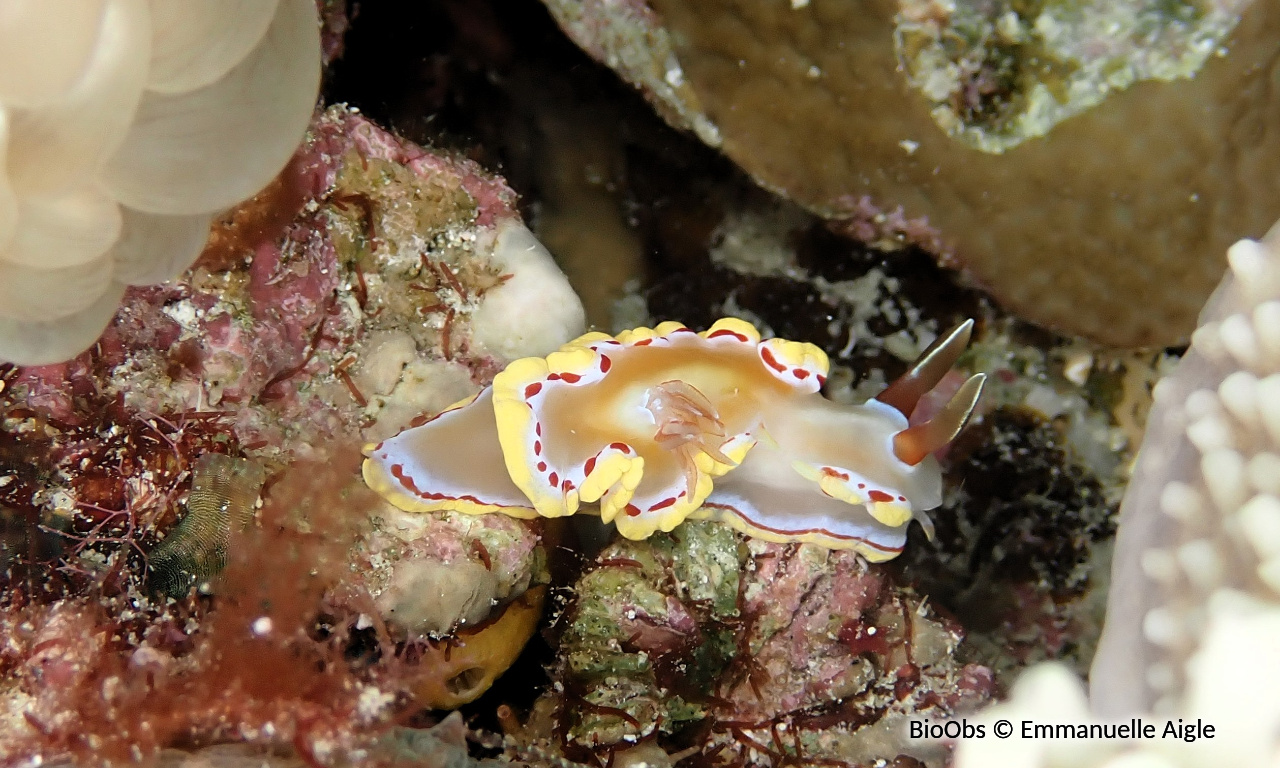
top-left (544, 0), bottom-right (1280, 347)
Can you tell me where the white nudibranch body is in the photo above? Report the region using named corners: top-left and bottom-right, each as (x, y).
top-left (364, 318), bottom-right (984, 561)
top-left (0, 0), bottom-right (322, 365)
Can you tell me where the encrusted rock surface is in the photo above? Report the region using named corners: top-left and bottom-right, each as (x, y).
top-left (509, 521), bottom-right (994, 767)
top-left (0, 106), bottom-right (574, 765)
top-left (545, 0), bottom-right (1280, 347)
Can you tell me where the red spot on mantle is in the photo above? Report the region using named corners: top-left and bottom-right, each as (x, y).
top-left (868, 490), bottom-right (894, 503)
top-left (548, 472), bottom-right (559, 488)
top-left (391, 464), bottom-right (422, 496)
top-left (599, 356), bottom-right (612, 373)
top-left (584, 457), bottom-right (597, 476)
top-left (708, 329), bottom-right (749, 342)
top-left (650, 497), bottom-right (677, 511)
top-left (525, 382), bottom-right (542, 398)
top-left (625, 504), bottom-right (642, 516)
top-left (609, 442), bottom-right (630, 454)
top-left (793, 368), bottom-right (811, 379)
top-left (760, 347), bottom-right (786, 373)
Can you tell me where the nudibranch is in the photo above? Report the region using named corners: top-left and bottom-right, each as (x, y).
top-left (363, 319), bottom-right (984, 561)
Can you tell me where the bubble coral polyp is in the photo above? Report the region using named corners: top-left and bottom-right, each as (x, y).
top-left (364, 318), bottom-right (984, 561)
top-left (0, 0), bottom-right (321, 365)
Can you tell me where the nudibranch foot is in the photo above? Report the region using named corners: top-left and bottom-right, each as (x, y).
top-left (697, 436), bottom-right (915, 561)
top-left (362, 318), bottom-right (984, 561)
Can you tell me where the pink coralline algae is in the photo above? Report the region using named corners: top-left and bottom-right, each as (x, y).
top-left (0, 105), bottom-right (572, 765)
top-left (508, 521), bottom-right (994, 767)
top-left (11, 105), bottom-right (536, 460)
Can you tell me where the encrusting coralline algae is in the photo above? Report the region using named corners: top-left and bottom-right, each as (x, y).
top-left (0, 105), bottom-right (578, 764)
top-left (504, 521), bottom-right (995, 767)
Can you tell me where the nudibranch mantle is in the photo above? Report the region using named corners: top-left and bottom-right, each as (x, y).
top-left (363, 318), bottom-right (983, 561)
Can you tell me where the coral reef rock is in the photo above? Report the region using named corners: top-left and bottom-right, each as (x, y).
top-left (512, 521), bottom-right (994, 767)
top-left (0, 104), bottom-right (575, 765)
top-left (545, 0), bottom-right (1280, 347)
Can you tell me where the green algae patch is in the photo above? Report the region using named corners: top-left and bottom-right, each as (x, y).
top-left (556, 521), bottom-right (743, 743)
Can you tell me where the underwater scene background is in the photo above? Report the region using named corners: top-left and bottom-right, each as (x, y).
top-left (1, 1), bottom-right (1277, 766)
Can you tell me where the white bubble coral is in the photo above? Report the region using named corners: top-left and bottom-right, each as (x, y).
top-left (946, 219), bottom-right (1280, 767)
top-left (0, 0), bottom-right (321, 365)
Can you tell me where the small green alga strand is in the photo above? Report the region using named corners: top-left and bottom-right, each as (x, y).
top-left (149, 453), bottom-right (266, 598)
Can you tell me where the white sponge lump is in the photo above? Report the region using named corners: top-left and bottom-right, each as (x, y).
top-left (470, 220), bottom-right (587, 362)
